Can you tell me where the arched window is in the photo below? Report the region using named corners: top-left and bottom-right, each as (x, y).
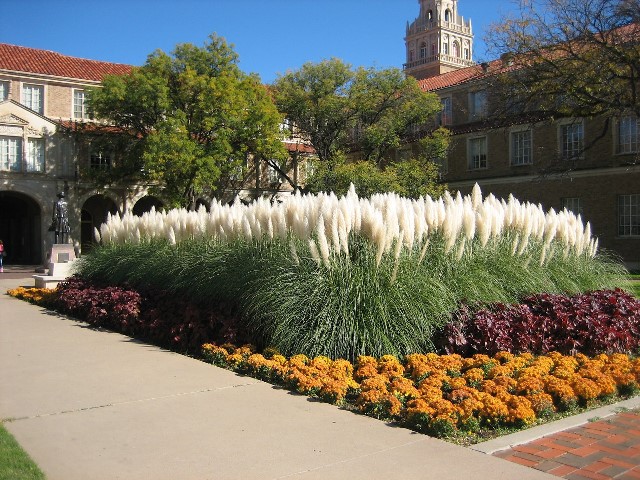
top-left (445, 9), bottom-right (451, 22)
top-left (420, 42), bottom-right (427, 59)
top-left (452, 41), bottom-right (460, 57)
top-left (428, 10), bottom-right (433, 20)
top-left (443, 42), bottom-right (449, 55)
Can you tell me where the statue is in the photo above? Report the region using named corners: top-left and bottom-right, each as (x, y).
top-left (51, 192), bottom-right (71, 244)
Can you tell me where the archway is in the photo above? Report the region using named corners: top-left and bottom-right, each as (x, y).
top-left (132, 196), bottom-right (164, 216)
top-left (81, 195), bottom-right (118, 254)
top-left (0, 191), bottom-right (42, 264)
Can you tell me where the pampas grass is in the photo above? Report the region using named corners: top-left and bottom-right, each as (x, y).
top-left (76, 185), bottom-right (626, 360)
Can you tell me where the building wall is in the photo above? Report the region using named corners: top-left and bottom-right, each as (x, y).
top-left (431, 78), bottom-right (640, 269)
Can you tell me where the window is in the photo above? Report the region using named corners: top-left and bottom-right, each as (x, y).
top-left (469, 90), bottom-right (487, 120)
top-left (440, 97), bottom-right (452, 125)
top-left (464, 47), bottom-right (470, 60)
top-left (0, 136), bottom-right (22, 171)
top-left (560, 122), bottom-right (583, 160)
top-left (22, 84), bottom-right (44, 114)
top-left (90, 151), bottom-right (111, 170)
top-left (73, 90), bottom-right (90, 120)
top-left (468, 136), bottom-right (487, 169)
top-left (26, 138), bottom-right (45, 172)
top-left (511, 130), bottom-right (532, 165)
top-left (0, 81), bottom-right (8, 101)
top-left (420, 43), bottom-right (427, 59)
top-left (452, 41), bottom-right (460, 58)
top-left (445, 9), bottom-right (451, 22)
top-left (442, 42), bottom-right (449, 55)
top-left (617, 116), bottom-right (639, 154)
top-left (562, 197), bottom-right (582, 215)
top-left (279, 117), bottom-right (293, 138)
top-left (618, 194), bottom-right (640, 236)
top-left (267, 160), bottom-right (281, 183)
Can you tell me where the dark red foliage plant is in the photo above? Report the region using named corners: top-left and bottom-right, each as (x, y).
top-left (54, 276), bottom-right (247, 353)
top-left (436, 289), bottom-right (640, 357)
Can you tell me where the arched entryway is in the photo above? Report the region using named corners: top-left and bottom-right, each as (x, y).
top-left (132, 195), bottom-right (164, 216)
top-left (0, 191), bottom-right (42, 264)
top-left (81, 195), bottom-right (118, 254)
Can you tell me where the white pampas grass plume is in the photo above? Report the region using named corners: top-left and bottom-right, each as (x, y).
top-left (308, 239), bottom-right (321, 267)
top-left (289, 240), bottom-right (300, 265)
top-left (418, 237), bottom-right (430, 265)
top-left (94, 227), bottom-right (101, 243)
top-left (316, 215), bottom-right (331, 268)
top-left (471, 183), bottom-right (482, 210)
top-left (168, 226), bottom-right (176, 246)
top-left (456, 237), bottom-right (466, 261)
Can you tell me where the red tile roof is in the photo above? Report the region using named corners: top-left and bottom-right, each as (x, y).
top-left (0, 43), bottom-right (132, 82)
top-left (417, 60), bottom-right (507, 92)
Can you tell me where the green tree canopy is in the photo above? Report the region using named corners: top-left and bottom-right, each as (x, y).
top-left (272, 58), bottom-right (448, 196)
top-left (88, 34), bottom-right (286, 208)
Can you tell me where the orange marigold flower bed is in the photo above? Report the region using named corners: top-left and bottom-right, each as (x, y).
top-left (200, 345), bottom-right (640, 438)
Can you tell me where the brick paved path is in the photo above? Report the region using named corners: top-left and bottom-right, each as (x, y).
top-left (494, 411), bottom-right (640, 479)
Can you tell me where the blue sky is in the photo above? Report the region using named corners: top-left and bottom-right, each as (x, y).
top-left (5, 1), bottom-right (513, 83)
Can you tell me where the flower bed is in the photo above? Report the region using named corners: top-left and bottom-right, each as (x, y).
top-left (7, 283), bottom-right (640, 441)
top-left (437, 289), bottom-right (640, 356)
top-left (201, 343), bottom-right (640, 438)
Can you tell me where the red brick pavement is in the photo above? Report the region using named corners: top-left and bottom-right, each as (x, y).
top-left (494, 411), bottom-right (640, 479)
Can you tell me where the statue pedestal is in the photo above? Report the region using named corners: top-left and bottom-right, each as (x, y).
top-left (33, 244), bottom-right (77, 289)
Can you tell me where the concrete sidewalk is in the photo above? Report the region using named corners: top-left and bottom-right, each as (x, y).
top-left (0, 273), bottom-right (553, 480)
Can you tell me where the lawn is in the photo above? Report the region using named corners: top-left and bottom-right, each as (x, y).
top-left (0, 423), bottom-right (45, 480)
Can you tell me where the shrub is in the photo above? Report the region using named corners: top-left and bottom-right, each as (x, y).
top-left (54, 277), bottom-right (246, 353)
top-left (437, 289), bottom-right (640, 356)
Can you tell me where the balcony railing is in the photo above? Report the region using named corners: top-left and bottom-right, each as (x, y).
top-left (407, 20), bottom-right (472, 36)
top-left (404, 54), bottom-right (475, 71)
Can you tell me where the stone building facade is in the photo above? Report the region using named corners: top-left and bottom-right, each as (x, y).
top-left (404, 0), bottom-right (640, 269)
top-left (0, 43), bottom-right (312, 265)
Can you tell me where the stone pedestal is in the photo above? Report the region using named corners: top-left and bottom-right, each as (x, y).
top-left (33, 244), bottom-right (77, 289)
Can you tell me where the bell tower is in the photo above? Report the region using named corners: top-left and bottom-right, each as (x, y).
top-left (404, 0), bottom-right (474, 80)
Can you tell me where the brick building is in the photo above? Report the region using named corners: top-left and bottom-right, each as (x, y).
top-left (405, 0), bottom-right (640, 269)
top-left (0, 43), bottom-right (311, 264)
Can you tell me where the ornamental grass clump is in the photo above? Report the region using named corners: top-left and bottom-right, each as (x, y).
top-left (77, 184), bottom-right (626, 360)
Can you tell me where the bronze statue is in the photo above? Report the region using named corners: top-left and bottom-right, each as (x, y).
top-left (51, 192), bottom-right (70, 244)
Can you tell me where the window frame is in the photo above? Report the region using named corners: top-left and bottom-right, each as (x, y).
top-left (73, 89), bottom-right (90, 120)
top-left (21, 83), bottom-right (44, 114)
top-left (468, 135), bottom-right (488, 170)
top-left (559, 119), bottom-right (584, 161)
top-left (561, 197), bottom-right (583, 216)
top-left (0, 80), bottom-right (9, 101)
top-left (0, 136), bottom-right (23, 172)
top-left (616, 115), bottom-right (639, 154)
top-left (440, 96), bottom-right (452, 126)
top-left (26, 137), bottom-right (45, 173)
top-left (510, 128), bottom-right (533, 166)
top-left (618, 194), bottom-right (640, 237)
top-left (469, 90), bottom-right (488, 121)
top-left (89, 149), bottom-right (112, 171)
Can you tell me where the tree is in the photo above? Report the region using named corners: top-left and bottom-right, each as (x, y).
top-left (305, 127), bottom-right (448, 199)
top-left (88, 34), bottom-right (286, 208)
top-left (272, 58), bottom-right (447, 196)
top-left (485, 0), bottom-right (640, 121)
